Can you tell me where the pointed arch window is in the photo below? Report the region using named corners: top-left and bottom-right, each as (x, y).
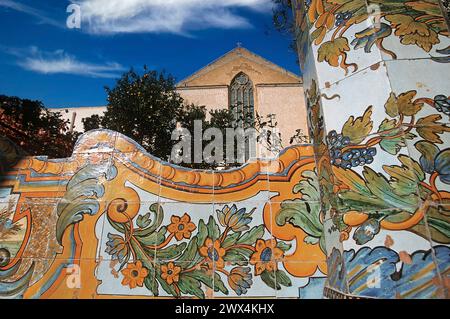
top-left (229, 72), bottom-right (254, 128)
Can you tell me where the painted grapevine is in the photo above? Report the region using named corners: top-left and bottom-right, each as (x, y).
top-left (322, 89), bottom-right (450, 245)
top-left (302, 0), bottom-right (450, 73)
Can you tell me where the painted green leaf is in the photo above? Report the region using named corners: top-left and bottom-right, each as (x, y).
top-left (189, 269), bottom-right (214, 287)
top-left (223, 251), bottom-right (248, 266)
top-left (225, 247), bottom-right (254, 259)
top-left (415, 140), bottom-right (439, 173)
top-left (56, 164), bottom-right (105, 244)
top-left (136, 226), bottom-right (167, 246)
top-left (214, 272), bottom-right (229, 295)
top-left (416, 115), bottom-right (450, 143)
top-left (236, 225), bottom-right (265, 245)
top-left (276, 241), bottom-right (292, 252)
top-left (136, 213), bottom-right (152, 229)
top-left (379, 132), bottom-right (415, 155)
top-left (177, 273), bottom-right (206, 299)
top-left (382, 155), bottom-right (425, 196)
top-left (275, 270), bottom-right (292, 288)
top-left (378, 118), bottom-right (397, 133)
top-left (135, 203), bottom-right (164, 237)
top-left (292, 170), bottom-right (320, 201)
top-left (333, 166), bottom-right (371, 196)
top-left (156, 242), bottom-right (187, 260)
top-left (342, 106), bottom-right (373, 144)
top-left (425, 199), bottom-right (450, 243)
top-left (144, 277), bottom-right (158, 296)
top-left (411, 222), bottom-right (450, 244)
top-left (363, 167), bottom-right (419, 211)
top-left (260, 270), bottom-right (277, 290)
top-left (178, 236), bottom-right (199, 262)
top-left (222, 232), bottom-right (241, 248)
top-left (334, 0), bottom-right (366, 13)
top-left (207, 216), bottom-right (220, 240)
top-left (197, 220), bottom-right (208, 246)
top-left (338, 190), bottom-right (392, 211)
top-left (427, 216), bottom-right (450, 242)
top-left (276, 200), bottom-right (323, 238)
top-left (405, 1), bottom-right (442, 15)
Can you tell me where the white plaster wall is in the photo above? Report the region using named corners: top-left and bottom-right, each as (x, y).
top-left (51, 106), bottom-right (106, 133)
top-left (177, 86), bottom-right (229, 119)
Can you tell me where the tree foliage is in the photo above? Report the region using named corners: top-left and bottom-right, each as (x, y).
top-left (82, 66), bottom-right (309, 170)
top-left (84, 67), bottom-right (184, 160)
top-left (0, 95), bottom-right (78, 158)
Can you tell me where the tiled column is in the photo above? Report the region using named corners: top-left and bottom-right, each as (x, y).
top-left (292, 0), bottom-right (450, 298)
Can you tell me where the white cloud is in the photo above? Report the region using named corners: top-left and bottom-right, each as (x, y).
top-left (74, 0), bottom-right (273, 35)
top-left (9, 46), bottom-right (126, 78)
top-left (0, 0), bottom-right (61, 27)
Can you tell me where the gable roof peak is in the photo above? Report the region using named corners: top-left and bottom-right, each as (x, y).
top-left (177, 46), bottom-right (302, 87)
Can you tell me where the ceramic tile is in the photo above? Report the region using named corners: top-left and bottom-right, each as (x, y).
top-left (392, 246), bottom-right (446, 299)
top-left (297, 276), bottom-right (327, 299)
top-left (214, 265), bottom-right (276, 298)
top-left (4, 202), bottom-right (60, 260)
top-left (152, 260), bottom-right (214, 299)
top-left (99, 201), bottom-right (159, 262)
top-left (320, 63), bottom-right (398, 144)
top-left (405, 132), bottom-right (450, 197)
top-left (72, 130), bottom-right (118, 154)
top-left (385, 58), bottom-right (450, 118)
top-left (310, 15), bottom-right (384, 91)
top-left (377, 0), bottom-right (450, 63)
top-left (269, 199), bottom-right (326, 263)
top-left (276, 263), bottom-right (326, 299)
top-left (96, 258), bottom-right (156, 297)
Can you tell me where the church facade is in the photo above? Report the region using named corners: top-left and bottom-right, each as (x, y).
top-left (54, 47), bottom-right (308, 154)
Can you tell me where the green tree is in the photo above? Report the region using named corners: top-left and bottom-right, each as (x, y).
top-left (82, 114), bottom-right (102, 131)
top-left (176, 105), bottom-right (238, 170)
top-left (0, 95), bottom-right (78, 158)
top-left (83, 67), bottom-right (184, 160)
top-left (83, 67), bottom-right (308, 170)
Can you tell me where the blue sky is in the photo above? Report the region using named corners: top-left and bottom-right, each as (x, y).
top-left (0, 0), bottom-right (299, 108)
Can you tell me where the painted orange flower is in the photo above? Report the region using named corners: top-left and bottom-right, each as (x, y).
top-left (121, 261), bottom-right (148, 289)
top-left (167, 213), bottom-right (196, 241)
top-left (199, 238), bottom-right (226, 269)
top-left (250, 239), bottom-right (284, 276)
top-left (161, 262), bottom-right (182, 285)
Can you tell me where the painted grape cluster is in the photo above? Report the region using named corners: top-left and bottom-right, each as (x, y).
top-left (434, 95), bottom-right (450, 117)
top-left (326, 130), bottom-right (376, 169)
top-left (334, 12), bottom-right (352, 27)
